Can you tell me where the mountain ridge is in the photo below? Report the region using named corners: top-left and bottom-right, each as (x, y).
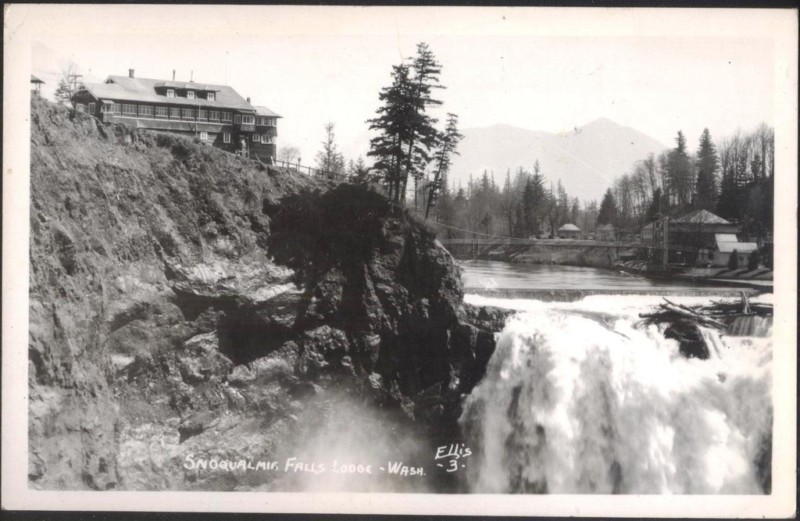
top-left (449, 118), bottom-right (667, 202)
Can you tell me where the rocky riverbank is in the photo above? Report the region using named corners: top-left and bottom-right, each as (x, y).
top-left (28, 98), bottom-right (510, 491)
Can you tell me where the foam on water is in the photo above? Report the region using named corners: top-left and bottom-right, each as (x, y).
top-left (460, 293), bottom-right (772, 494)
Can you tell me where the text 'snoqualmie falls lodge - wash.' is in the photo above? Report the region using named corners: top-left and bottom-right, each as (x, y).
top-left (70, 69), bottom-right (281, 162)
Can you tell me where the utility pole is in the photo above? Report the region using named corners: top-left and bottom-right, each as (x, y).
top-left (662, 216), bottom-right (669, 270)
top-left (68, 73), bottom-right (83, 95)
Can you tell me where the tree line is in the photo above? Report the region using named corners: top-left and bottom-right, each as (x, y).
top-left (597, 124), bottom-right (774, 242)
top-left (432, 165), bottom-right (595, 239)
top-left (295, 43), bottom-right (774, 249)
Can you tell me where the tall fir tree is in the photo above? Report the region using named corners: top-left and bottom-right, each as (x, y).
top-left (694, 128), bottom-right (719, 211)
top-left (666, 131), bottom-right (694, 207)
top-left (426, 113), bottom-right (462, 218)
top-left (367, 63), bottom-right (414, 201)
top-left (367, 43), bottom-right (445, 203)
top-left (597, 189), bottom-right (618, 225)
top-left (400, 43), bottom-right (444, 201)
top-left (716, 166), bottom-right (740, 220)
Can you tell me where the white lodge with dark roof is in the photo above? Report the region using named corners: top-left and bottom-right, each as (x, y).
top-left (71, 69), bottom-right (281, 162)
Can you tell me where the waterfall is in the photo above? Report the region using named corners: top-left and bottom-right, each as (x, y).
top-left (727, 315), bottom-right (773, 337)
top-left (460, 295), bottom-right (772, 494)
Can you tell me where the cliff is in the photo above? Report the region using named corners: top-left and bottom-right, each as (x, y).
top-left (27, 99), bottom-right (506, 491)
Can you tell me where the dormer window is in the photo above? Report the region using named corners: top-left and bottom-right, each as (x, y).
top-left (167, 89), bottom-right (175, 98)
top-left (207, 92), bottom-right (215, 101)
top-left (187, 91), bottom-right (195, 99)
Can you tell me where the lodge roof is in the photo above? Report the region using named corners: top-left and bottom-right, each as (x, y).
top-left (558, 223), bottom-right (581, 232)
top-left (77, 75), bottom-right (256, 112)
top-left (31, 75), bottom-right (44, 84)
top-left (673, 209), bottom-right (731, 225)
top-left (253, 105), bottom-right (282, 118)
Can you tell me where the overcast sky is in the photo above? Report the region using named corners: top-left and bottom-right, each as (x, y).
top-left (26, 5), bottom-right (783, 166)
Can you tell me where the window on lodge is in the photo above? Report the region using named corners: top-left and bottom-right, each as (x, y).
top-left (106, 104), bottom-right (121, 114)
top-left (252, 134), bottom-right (259, 142)
top-left (169, 107), bottom-right (181, 119)
top-left (88, 102), bottom-right (96, 114)
top-left (187, 91), bottom-right (195, 100)
top-left (200, 131), bottom-right (208, 140)
top-left (241, 115), bottom-right (255, 125)
top-left (258, 117), bottom-right (275, 126)
top-left (138, 105), bottom-right (154, 117)
top-left (181, 108), bottom-right (194, 119)
top-left (122, 104), bottom-right (137, 115)
top-left (261, 134), bottom-right (273, 144)
top-left (207, 92), bottom-right (215, 101)
top-left (167, 89), bottom-right (175, 97)
top-left (155, 107), bottom-right (169, 118)
top-left (233, 114), bottom-right (241, 124)
top-left (209, 111), bottom-right (220, 121)
top-left (223, 132), bottom-right (231, 144)
top-left (197, 109), bottom-right (207, 120)
top-left (221, 112), bottom-right (232, 123)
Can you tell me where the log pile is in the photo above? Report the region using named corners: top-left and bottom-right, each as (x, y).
top-left (638, 292), bottom-right (772, 360)
top-left (639, 292), bottom-right (772, 328)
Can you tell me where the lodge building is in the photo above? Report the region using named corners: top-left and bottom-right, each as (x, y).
top-left (71, 70), bottom-right (281, 162)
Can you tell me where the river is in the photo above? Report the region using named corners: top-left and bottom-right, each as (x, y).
top-left (461, 259), bottom-right (736, 292)
top-left (457, 261), bottom-right (773, 495)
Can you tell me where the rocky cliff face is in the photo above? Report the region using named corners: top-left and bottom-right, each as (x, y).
top-left (28, 99), bottom-right (507, 491)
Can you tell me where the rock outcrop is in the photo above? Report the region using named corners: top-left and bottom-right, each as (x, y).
top-left (27, 98), bottom-right (508, 491)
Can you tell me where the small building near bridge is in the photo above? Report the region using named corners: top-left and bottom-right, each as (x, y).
top-left (711, 234), bottom-right (758, 268)
top-left (557, 223), bottom-right (581, 239)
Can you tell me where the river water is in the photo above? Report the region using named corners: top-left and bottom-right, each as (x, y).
top-left (461, 259), bottom-right (722, 291)
top-left (457, 261), bottom-right (773, 495)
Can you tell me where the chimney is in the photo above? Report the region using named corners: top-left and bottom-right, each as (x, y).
top-left (129, 69), bottom-right (135, 78)
top-left (172, 69), bottom-right (176, 81)
top-left (247, 97), bottom-right (251, 103)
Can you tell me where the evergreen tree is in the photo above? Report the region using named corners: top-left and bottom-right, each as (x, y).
top-left (314, 122), bottom-right (345, 175)
top-left (54, 79), bottom-right (73, 105)
top-left (521, 172), bottom-right (546, 237)
top-left (426, 113), bottom-right (462, 218)
top-left (727, 249), bottom-right (739, 270)
top-left (54, 61), bottom-right (81, 105)
top-left (716, 166), bottom-right (739, 220)
top-left (367, 63), bottom-right (414, 201)
top-left (666, 131), bottom-right (694, 207)
top-left (597, 189), bottom-right (618, 225)
top-left (367, 43), bottom-right (446, 203)
top-left (348, 156), bottom-right (371, 182)
top-left (401, 43), bottom-right (444, 201)
top-left (569, 197), bottom-right (581, 225)
top-left (436, 172), bottom-right (453, 225)
top-left (645, 187), bottom-right (666, 222)
top-left (747, 250), bottom-right (760, 271)
top-left (694, 128), bottom-right (719, 211)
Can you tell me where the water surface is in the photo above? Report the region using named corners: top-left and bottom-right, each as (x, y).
top-left (460, 260), bottom-right (735, 292)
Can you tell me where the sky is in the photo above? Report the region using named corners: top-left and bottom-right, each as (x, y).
top-left (24, 5), bottom-right (783, 169)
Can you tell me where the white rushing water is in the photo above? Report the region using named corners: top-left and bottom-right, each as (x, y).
top-left (461, 294), bottom-right (772, 494)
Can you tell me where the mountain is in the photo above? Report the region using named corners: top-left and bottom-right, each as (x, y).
top-left (449, 118), bottom-right (667, 202)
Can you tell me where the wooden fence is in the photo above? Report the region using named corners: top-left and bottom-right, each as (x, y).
top-left (274, 160), bottom-right (350, 183)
